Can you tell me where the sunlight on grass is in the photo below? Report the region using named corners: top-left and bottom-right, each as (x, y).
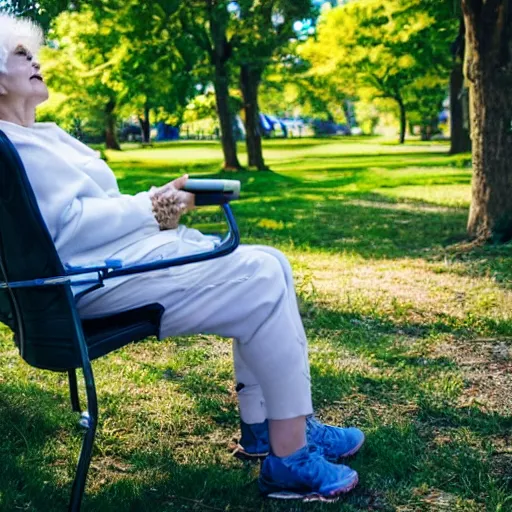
top-left (378, 184), bottom-right (471, 207)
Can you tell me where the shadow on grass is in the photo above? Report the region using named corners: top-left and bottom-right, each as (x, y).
top-left (237, 193), bottom-right (468, 259)
top-left (294, 299), bottom-right (512, 430)
top-left (0, 381), bottom-right (250, 512)
top-left (0, 383), bottom-right (75, 511)
top-left (276, 151), bottom-right (462, 166)
top-left (309, 361), bottom-right (512, 436)
top-left (303, 301), bottom-right (512, 343)
top-left (80, 426), bottom-right (500, 511)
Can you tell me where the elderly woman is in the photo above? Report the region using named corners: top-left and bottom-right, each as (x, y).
top-left (0, 14), bottom-right (364, 501)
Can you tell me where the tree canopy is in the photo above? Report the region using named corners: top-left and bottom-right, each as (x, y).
top-left (301, 0), bottom-right (457, 142)
top-left (39, 0), bottom-right (199, 147)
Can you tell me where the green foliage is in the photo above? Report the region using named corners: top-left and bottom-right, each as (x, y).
top-left (183, 92), bottom-right (218, 123)
top-left (233, 0), bottom-right (314, 69)
top-left (0, 0), bottom-right (70, 29)
top-left (176, 0), bottom-right (233, 77)
top-left (40, 6), bottom-right (127, 135)
top-left (260, 56), bottom-right (345, 121)
top-left (38, 1), bottom-right (200, 140)
top-left (301, 0), bottom-right (458, 137)
top-left (7, 0), bottom-right (460, 145)
top-left (114, 1), bottom-right (200, 122)
top-left (407, 78), bottom-right (447, 128)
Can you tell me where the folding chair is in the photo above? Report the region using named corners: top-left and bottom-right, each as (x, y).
top-left (0, 129), bottom-right (240, 511)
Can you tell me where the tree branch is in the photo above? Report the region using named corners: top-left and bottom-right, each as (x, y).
top-left (461, 0), bottom-right (482, 26)
top-left (179, 8), bottom-right (213, 59)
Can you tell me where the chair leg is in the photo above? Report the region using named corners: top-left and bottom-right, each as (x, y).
top-left (67, 302), bottom-right (100, 511)
top-left (68, 363), bottom-right (98, 512)
top-left (68, 369), bottom-right (81, 413)
top-left (68, 411), bottom-right (97, 512)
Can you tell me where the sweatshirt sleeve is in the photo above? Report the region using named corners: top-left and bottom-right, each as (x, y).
top-left (57, 190), bottom-right (159, 258)
top-left (9, 133), bottom-right (160, 265)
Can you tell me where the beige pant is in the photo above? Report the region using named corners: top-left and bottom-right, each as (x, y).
top-left (77, 240), bottom-right (312, 421)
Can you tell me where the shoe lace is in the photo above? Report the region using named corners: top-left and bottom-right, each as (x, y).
top-left (306, 416), bottom-right (338, 452)
top-left (285, 444), bottom-right (326, 485)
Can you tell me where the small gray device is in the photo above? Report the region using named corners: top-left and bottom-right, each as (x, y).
top-left (183, 179), bottom-right (241, 205)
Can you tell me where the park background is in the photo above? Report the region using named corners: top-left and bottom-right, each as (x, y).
top-left (0, 0), bottom-right (511, 511)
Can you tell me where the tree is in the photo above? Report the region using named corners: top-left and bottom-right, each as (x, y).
top-left (41, 7), bottom-right (128, 149)
top-left (407, 77), bottom-right (447, 140)
top-left (41, 0), bottom-right (195, 148)
top-left (261, 67), bottom-right (345, 123)
top-left (233, 0), bottom-right (313, 169)
top-left (450, 15), bottom-right (471, 154)
top-left (116, 1), bottom-right (199, 143)
top-left (302, 0), bottom-right (456, 144)
top-left (179, 0), bottom-right (242, 170)
top-left (462, 0), bottom-right (512, 242)
top-left (0, 0), bottom-right (72, 29)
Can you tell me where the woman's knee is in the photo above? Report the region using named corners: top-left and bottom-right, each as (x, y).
top-left (251, 246), bottom-right (294, 285)
top-left (248, 251), bottom-right (286, 296)
top-left (237, 252), bottom-right (288, 329)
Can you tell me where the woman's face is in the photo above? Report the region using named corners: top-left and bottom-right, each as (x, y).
top-left (0, 44), bottom-right (48, 106)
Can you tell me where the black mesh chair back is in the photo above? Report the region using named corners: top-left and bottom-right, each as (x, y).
top-left (0, 129), bottom-right (82, 370)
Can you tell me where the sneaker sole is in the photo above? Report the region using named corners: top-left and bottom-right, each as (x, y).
top-left (262, 473), bottom-right (359, 502)
top-left (232, 444), bottom-right (269, 462)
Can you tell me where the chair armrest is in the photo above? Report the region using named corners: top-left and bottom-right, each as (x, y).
top-left (65, 259), bottom-right (123, 276)
top-left (0, 275), bottom-right (73, 288)
top-left (183, 179), bottom-right (240, 206)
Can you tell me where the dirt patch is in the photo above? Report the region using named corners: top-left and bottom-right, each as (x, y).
top-left (433, 338), bottom-right (512, 414)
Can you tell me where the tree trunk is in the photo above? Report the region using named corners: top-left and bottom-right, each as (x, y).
top-left (208, 8), bottom-right (241, 171)
top-left (240, 63), bottom-right (267, 170)
top-left (396, 97), bottom-right (406, 144)
top-left (138, 104), bottom-right (151, 144)
top-left (420, 124), bottom-right (430, 141)
top-left (420, 118), bottom-right (439, 141)
top-left (343, 100), bottom-right (357, 128)
top-left (105, 98), bottom-right (121, 150)
top-left (214, 63), bottom-right (241, 170)
top-left (463, 0), bottom-right (512, 242)
top-left (450, 61), bottom-right (472, 154)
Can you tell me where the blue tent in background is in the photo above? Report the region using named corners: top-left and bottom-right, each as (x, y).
top-left (438, 111), bottom-right (449, 123)
top-left (264, 114), bottom-right (287, 137)
top-left (259, 113), bottom-right (273, 136)
top-left (155, 122), bottom-right (180, 141)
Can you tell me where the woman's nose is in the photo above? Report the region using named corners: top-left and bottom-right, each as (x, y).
top-left (32, 61), bottom-right (40, 71)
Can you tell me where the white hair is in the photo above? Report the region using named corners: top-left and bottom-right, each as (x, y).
top-left (0, 13), bottom-right (44, 74)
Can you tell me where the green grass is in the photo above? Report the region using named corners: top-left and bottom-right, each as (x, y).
top-left (1, 137), bottom-right (511, 511)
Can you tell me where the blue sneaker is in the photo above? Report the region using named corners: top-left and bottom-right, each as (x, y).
top-left (234, 417), bottom-right (364, 462)
top-left (232, 420), bottom-right (269, 461)
top-left (259, 445), bottom-right (359, 502)
top-left (306, 416), bottom-right (365, 461)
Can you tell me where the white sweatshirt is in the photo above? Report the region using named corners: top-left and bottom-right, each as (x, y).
top-left (0, 121), bottom-right (214, 275)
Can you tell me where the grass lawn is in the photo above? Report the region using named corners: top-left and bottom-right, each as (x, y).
top-left (1, 137), bottom-right (511, 511)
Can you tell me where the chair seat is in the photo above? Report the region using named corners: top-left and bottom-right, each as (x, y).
top-left (82, 303), bottom-right (164, 361)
